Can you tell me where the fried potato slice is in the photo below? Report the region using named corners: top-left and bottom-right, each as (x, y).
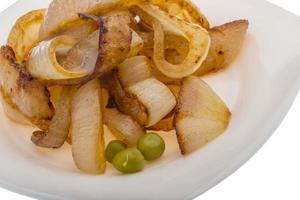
top-left (0, 46), bottom-right (54, 129)
top-left (8, 9), bottom-right (45, 62)
top-left (194, 20), bottom-right (249, 76)
top-left (174, 76), bottom-right (231, 155)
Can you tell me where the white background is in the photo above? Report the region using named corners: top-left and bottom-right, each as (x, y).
top-left (0, 0), bottom-right (299, 200)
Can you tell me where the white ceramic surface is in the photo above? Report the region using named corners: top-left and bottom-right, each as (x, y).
top-left (0, 0), bottom-right (300, 199)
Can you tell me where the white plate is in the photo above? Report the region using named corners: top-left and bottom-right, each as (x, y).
top-left (1, 0), bottom-right (300, 199)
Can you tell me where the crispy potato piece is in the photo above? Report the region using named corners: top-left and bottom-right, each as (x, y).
top-left (8, 9), bottom-right (45, 62)
top-left (0, 46), bottom-right (54, 129)
top-left (195, 20), bottom-right (249, 76)
top-left (174, 76), bottom-right (231, 155)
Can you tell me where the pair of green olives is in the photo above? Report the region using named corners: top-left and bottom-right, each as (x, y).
top-left (105, 133), bottom-right (165, 174)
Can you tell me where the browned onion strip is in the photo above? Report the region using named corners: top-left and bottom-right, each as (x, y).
top-left (31, 87), bottom-right (74, 148)
top-left (104, 108), bottom-right (145, 146)
top-left (106, 73), bottom-right (148, 126)
top-left (152, 18), bottom-right (210, 78)
top-left (132, 3), bottom-right (210, 78)
top-left (7, 9), bottom-right (45, 62)
top-left (60, 30), bottom-right (99, 73)
top-left (114, 56), bottom-right (177, 127)
top-left (0, 46), bottom-right (54, 129)
top-left (38, 12), bottom-right (134, 86)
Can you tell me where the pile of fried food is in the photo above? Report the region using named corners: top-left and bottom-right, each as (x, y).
top-left (0, 0), bottom-right (248, 174)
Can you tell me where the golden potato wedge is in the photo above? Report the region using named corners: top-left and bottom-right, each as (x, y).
top-left (195, 20), bottom-right (249, 76)
top-left (174, 76), bottom-right (231, 155)
top-left (0, 46), bottom-right (54, 129)
top-left (8, 9), bottom-right (45, 62)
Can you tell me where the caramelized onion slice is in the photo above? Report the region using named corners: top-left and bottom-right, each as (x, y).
top-left (148, 0), bottom-right (210, 28)
top-left (126, 77), bottom-right (176, 127)
top-left (107, 73), bottom-right (148, 126)
top-left (0, 46), bottom-right (54, 129)
top-left (152, 18), bottom-right (210, 78)
top-left (60, 30), bottom-right (99, 73)
top-left (39, 0), bottom-right (126, 40)
top-left (117, 56), bottom-right (176, 127)
top-left (118, 56), bottom-right (152, 87)
top-left (133, 3), bottom-right (210, 78)
top-left (31, 87), bottom-right (74, 148)
top-left (147, 84), bottom-right (180, 131)
top-left (71, 79), bottom-right (106, 174)
top-left (8, 9), bottom-right (45, 62)
top-left (104, 108), bottom-right (145, 147)
top-left (27, 35), bottom-right (93, 80)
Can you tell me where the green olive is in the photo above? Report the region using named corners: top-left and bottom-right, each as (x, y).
top-left (105, 140), bottom-right (127, 163)
top-left (112, 148), bottom-right (145, 174)
top-left (137, 132), bottom-right (165, 161)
